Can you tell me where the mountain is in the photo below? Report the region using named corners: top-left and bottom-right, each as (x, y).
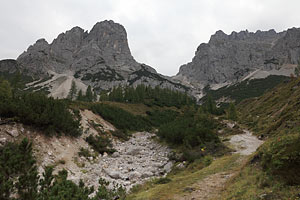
top-left (0, 20), bottom-right (188, 98)
top-left (174, 28), bottom-right (300, 95)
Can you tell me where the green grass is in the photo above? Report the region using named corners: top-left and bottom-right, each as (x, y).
top-left (238, 77), bottom-right (300, 136)
top-left (126, 154), bottom-right (240, 200)
top-left (222, 77), bottom-right (300, 199)
top-left (103, 101), bottom-right (156, 116)
top-left (215, 160), bottom-right (300, 200)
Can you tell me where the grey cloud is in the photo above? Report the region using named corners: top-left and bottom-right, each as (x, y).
top-left (1, 0), bottom-right (300, 76)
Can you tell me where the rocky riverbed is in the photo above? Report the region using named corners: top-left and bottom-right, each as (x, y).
top-left (77, 131), bottom-right (173, 191)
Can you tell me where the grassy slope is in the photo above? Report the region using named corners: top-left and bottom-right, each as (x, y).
top-left (103, 101), bottom-right (158, 116)
top-left (71, 101), bottom-right (179, 116)
top-left (238, 77), bottom-right (300, 136)
top-left (215, 78), bottom-right (300, 200)
top-left (126, 154), bottom-right (240, 200)
top-left (202, 75), bottom-right (289, 104)
top-left (213, 161), bottom-right (300, 200)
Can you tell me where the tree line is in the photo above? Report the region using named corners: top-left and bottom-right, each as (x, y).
top-left (100, 85), bottom-right (195, 108)
top-left (68, 81), bottom-right (97, 102)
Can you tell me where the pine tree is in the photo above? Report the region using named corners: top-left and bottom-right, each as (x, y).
top-left (295, 61), bottom-right (300, 77)
top-left (205, 96), bottom-right (217, 114)
top-left (228, 103), bottom-right (237, 120)
top-left (67, 81), bottom-right (77, 100)
top-left (86, 86), bottom-right (93, 102)
top-left (0, 79), bottom-right (12, 101)
top-left (100, 93), bottom-right (109, 101)
top-left (77, 90), bottom-right (84, 101)
top-left (93, 91), bottom-right (98, 102)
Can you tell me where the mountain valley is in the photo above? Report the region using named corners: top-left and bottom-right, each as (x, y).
top-left (1, 19), bottom-right (300, 200)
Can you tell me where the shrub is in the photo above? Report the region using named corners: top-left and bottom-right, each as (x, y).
top-left (146, 109), bottom-right (178, 127)
top-left (85, 135), bottom-right (116, 155)
top-left (154, 177), bottom-right (172, 184)
top-left (111, 130), bottom-right (130, 141)
top-left (157, 107), bottom-right (219, 148)
top-left (0, 139), bottom-right (127, 200)
top-left (15, 93), bottom-right (81, 136)
top-left (78, 147), bottom-right (92, 158)
top-left (0, 138), bottom-right (38, 199)
top-left (260, 133), bottom-right (300, 185)
top-left (0, 79), bottom-right (81, 136)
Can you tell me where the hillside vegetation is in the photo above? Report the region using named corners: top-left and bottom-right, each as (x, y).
top-left (202, 75), bottom-right (289, 104)
top-left (0, 73), bottom-right (226, 200)
top-left (0, 79), bottom-right (81, 136)
top-left (216, 77), bottom-right (300, 199)
top-left (101, 84), bottom-right (195, 108)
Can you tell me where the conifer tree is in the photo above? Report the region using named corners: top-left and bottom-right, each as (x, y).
top-left (295, 61), bottom-right (300, 77)
top-left (93, 91), bottom-right (98, 102)
top-left (67, 81), bottom-right (77, 100)
top-left (228, 103), bottom-right (238, 120)
top-left (77, 90), bottom-right (84, 101)
top-left (86, 86), bottom-right (93, 102)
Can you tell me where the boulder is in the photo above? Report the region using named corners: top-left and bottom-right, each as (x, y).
top-left (163, 161), bottom-right (173, 173)
top-left (6, 129), bottom-right (19, 137)
top-left (111, 151), bottom-right (120, 158)
top-left (126, 147), bottom-right (141, 156)
top-left (105, 169), bottom-right (121, 179)
top-left (141, 171), bottom-right (153, 178)
top-left (129, 171), bottom-right (141, 180)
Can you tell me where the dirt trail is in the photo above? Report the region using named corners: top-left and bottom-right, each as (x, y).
top-left (175, 128), bottom-right (263, 200)
top-left (229, 130), bottom-right (264, 156)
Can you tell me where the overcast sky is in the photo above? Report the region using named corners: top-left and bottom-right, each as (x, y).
top-left (1, 0), bottom-right (300, 76)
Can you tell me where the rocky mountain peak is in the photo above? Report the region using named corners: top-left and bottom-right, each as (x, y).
top-left (175, 27), bottom-right (298, 91)
top-left (26, 38), bottom-right (49, 52)
top-left (1, 20), bottom-right (188, 99)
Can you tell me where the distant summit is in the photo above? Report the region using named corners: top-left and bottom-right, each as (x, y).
top-left (1, 22), bottom-right (300, 100)
top-left (174, 28), bottom-right (300, 96)
top-left (0, 20), bottom-right (188, 98)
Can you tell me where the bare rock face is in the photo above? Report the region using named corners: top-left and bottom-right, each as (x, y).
top-left (0, 59), bottom-right (19, 74)
top-left (175, 28), bottom-right (300, 88)
top-left (1, 20), bottom-right (188, 98)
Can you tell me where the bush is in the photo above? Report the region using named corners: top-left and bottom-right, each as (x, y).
top-left (0, 138), bottom-right (38, 199)
top-left (15, 93), bottom-right (81, 136)
top-left (0, 139), bottom-right (126, 200)
top-left (157, 107), bottom-right (219, 148)
top-left (154, 177), bottom-right (172, 184)
top-left (78, 147), bottom-right (92, 158)
top-left (260, 133), bottom-right (300, 185)
top-left (0, 80), bottom-right (81, 136)
top-left (111, 130), bottom-right (130, 141)
top-left (146, 109), bottom-right (178, 127)
top-left (85, 135), bottom-right (116, 155)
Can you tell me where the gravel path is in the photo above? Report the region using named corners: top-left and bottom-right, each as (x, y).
top-left (229, 129), bottom-right (264, 155)
top-left (175, 128), bottom-right (263, 200)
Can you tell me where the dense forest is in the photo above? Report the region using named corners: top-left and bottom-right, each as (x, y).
top-left (100, 85), bottom-right (195, 108)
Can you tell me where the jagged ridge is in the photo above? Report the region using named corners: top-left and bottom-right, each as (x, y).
top-left (0, 20), bottom-right (188, 99)
top-left (175, 28), bottom-right (300, 89)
